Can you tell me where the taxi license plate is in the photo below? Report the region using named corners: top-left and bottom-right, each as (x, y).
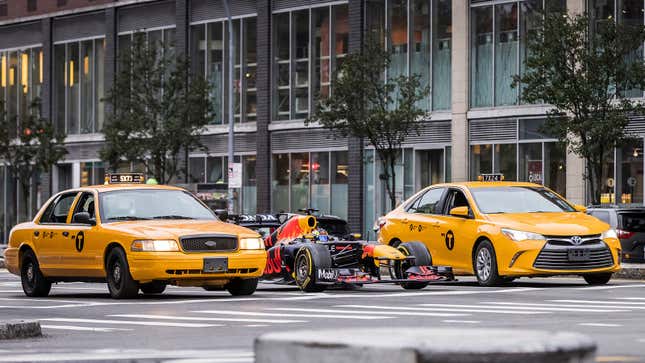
top-left (568, 248), bottom-right (590, 262)
top-left (203, 257), bottom-right (228, 273)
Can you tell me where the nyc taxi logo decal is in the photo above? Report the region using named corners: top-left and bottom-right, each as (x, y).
top-left (444, 230), bottom-right (455, 250)
top-left (409, 224), bottom-right (425, 232)
top-left (75, 231), bottom-right (85, 252)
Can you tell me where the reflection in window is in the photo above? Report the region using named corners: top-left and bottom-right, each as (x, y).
top-left (494, 144), bottom-right (517, 181)
top-left (544, 142), bottom-right (566, 197)
top-left (242, 155), bottom-right (257, 214)
top-left (80, 161), bottom-right (106, 186)
top-left (471, 6), bottom-right (493, 107)
top-left (311, 152), bottom-right (330, 214)
top-left (619, 139), bottom-right (643, 204)
top-left (432, 0), bottom-right (452, 110)
top-left (470, 144), bottom-right (493, 178)
top-left (495, 3), bottom-right (518, 106)
top-left (389, 0), bottom-right (407, 80)
top-left (1, 46), bottom-right (42, 138)
top-left (272, 153), bottom-right (290, 212)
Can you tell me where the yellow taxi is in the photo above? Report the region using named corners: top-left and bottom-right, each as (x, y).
top-left (3, 174), bottom-right (267, 299)
top-left (377, 174), bottom-right (621, 286)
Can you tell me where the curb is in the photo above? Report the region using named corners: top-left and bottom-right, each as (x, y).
top-left (615, 264), bottom-right (645, 280)
top-left (0, 320), bottom-right (42, 340)
top-left (255, 328), bottom-right (596, 363)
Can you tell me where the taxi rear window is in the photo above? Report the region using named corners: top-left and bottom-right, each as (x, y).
top-left (619, 212), bottom-right (645, 232)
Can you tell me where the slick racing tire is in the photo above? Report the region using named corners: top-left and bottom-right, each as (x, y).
top-left (226, 278), bottom-right (259, 296)
top-left (583, 273), bottom-right (613, 285)
top-left (395, 241), bottom-right (432, 290)
top-left (474, 240), bottom-right (503, 287)
top-left (106, 247), bottom-right (139, 299)
top-left (294, 244), bottom-right (332, 292)
top-left (140, 281), bottom-right (167, 294)
top-left (21, 250), bottom-right (52, 297)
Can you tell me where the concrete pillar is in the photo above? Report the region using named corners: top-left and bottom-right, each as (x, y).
top-left (564, 0), bottom-right (587, 203)
top-left (450, 0), bottom-right (469, 182)
top-left (175, 0), bottom-right (189, 181)
top-left (255, 0), bottom-right (272, 213)
top-left (347, 0), bottom-right (364, 234)
top-left (40, 18), bottom-right (53, 202)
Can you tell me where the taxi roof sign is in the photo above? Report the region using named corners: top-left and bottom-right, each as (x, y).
top-left (105, 173), bottom-right (145, 184)
top-left (478, 173), bottom-right (504, 182)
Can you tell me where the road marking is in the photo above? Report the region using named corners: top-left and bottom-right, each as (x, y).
top-left (483, 301), bottom-right (643, 310)
top-left (0, 349), bottom-right (253, 363)
top-left (595, 356), bottom-right (642, 362)
top-left (578, 323), bottom-right (622, 327)
top-left (110, 314), bottom-right (307, 324)
top-left (40, 324), bottom-right (132, 332)
top-left (441, 320), bottom-right (480, 324)
top-left (337, 304), bottom-right (547, 315)
top-left (194, 310), bottom-right (393, 320)
top-left (576, 284), bottom-right (645, 290)
top-left (243, 324), bottom-right (269, 327)
top-left (551, 300), bottom-right (645, 306)
top-left (617, 297), bottom-right (645, 300)
top-left (41, 318), bottom-right (222, 328)
top-left (440, 302), bottom-right (628, 313)
top-left (266, 307), bottom-right (468, 317)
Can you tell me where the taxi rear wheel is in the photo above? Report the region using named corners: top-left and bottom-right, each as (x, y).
top-left (140, 282), bottom-right (167, 294)
top-left (106, 248), bottom-right (139, 299)
top-left (226, 278), bottom-right (259, 296)
top-left (20, 250), bottom-right (51, 297)
top-left (395, 242), bottom-right (432, 290)
top-left (474, 240), bottom-right (503, 287)
top-left (582, 273), bottom-right (612, 285)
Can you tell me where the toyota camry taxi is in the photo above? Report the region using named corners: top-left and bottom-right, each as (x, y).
top-left (376, 174), bottom-right (621, 286)
top-left (3, 174), bottom-right (267, 299)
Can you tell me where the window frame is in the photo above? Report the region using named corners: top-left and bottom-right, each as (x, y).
top-left (38, 192), bottom-right (80, 225)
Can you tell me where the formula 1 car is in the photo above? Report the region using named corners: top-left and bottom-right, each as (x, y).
top-left (262, 214), bottom-right (454, 292)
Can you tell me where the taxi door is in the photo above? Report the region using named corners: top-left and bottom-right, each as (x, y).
top-left (432, 187), bottom-right (479, 273)
top-left (399, 187), bottom-right (448, 265)
top-left (33, 192), bottom-right (79, 275)
top-left (63, 191), bottom-right (103, 277)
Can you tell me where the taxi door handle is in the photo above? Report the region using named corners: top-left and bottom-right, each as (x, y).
top-left (402, 218), bottom-right (408, 224)
top-left (432, 223), bottom-right (441, 229)
top-left (33, 231), bottom-right (39, 237)
top-left (62, 231), bottom-right (69, 237)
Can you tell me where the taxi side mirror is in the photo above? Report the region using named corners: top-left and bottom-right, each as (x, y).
top-left (449, 206), bottom-right (470, 218)
top-left (573, 204), bottom-right (587, 213)
top-left (72, 212), bottom-right (96, 226)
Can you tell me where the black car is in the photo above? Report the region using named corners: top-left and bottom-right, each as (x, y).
top-left (587, 206), bottom-right (645, 262)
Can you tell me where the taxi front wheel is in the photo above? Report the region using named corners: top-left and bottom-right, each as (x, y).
top-left (474, 241), bottom-right (503, 287)
top-left (140, 282), bottom-right (167, 294)
top-left (226, 278), bottom-right (259, 296)
top-left (583, 273), bottom-right (612, 285)
top-left (21, 250), bottom-right (52, 297)
top-left (106, 248), bottom-right (139, 299)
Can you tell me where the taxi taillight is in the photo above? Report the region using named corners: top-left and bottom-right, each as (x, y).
top-left (616, 229), bottom-right (635, 239)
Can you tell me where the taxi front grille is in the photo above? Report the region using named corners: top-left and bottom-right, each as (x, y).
top-left (180, 235), bottom-right (238, 252)
top-left (533, 241), bottom-right (614, 270)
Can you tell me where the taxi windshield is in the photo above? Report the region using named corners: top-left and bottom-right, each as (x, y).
top-left (99, 189), bottom-right (216, 222)
top-left (470, 186), bottom-right (575, 214)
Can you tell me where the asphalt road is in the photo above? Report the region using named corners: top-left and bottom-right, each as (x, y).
top-left (0, 269), bottom-right (644, 363)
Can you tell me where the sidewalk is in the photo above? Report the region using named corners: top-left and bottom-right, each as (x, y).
top-left (615, 263), bottom-right (645, 280)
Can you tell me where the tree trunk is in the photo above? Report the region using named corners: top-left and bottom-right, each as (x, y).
top-left (389, 155), bottom-right (397, 210)
top-left (588, 159), bottom-right (603, 205)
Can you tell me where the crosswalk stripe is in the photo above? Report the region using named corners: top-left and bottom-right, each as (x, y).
top-left (483, 301), bottom-right (644, 310)
top-left (109, 314), bottom-right (307, 324)
top-left (0, 350), bottom-right (253, 363)
top-left (578, 323), bottom-right (622, 327)
top-left (40, 325), bottom-right (132, 332)
top-left (617, 298), bottom-right (645, 300)
top-left (441, 320), bottom-right (480, 324)
top-left (194, 310), bottom-right (393, 320)
top-left (266, 307), bottom-right (467, 317)
top-left (551, 300), bottom-right (645, 306)
top-left (337, 304), bottom-right (547, 315)
top-left (41, 318), bottom-right (222, 328)
top-left (417, 303), bottom-right (627, 313)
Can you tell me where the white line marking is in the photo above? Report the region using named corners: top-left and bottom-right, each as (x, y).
top-left (441, 320), bottom-right (481, 324)
top-left (576, 284), bottom-right (645, 290)
top-left (40, 325), bottom-right (132, 332)
top-left (41, 318), bottom-right (222, 328)
top-left (618, 297), bottom-right (645, 300)
top-left (418, 303), bottom-right (627, 313)
top-left (337, 304), bottom-right (547, 315)
top-left (243, 324), bottom-right (269, 327)
top-left (109, 314), bottom-right (307, 324)
top-left (0, 350), bottom-right (253, 363)
top-left (551, 300), bottom-right (645, 306)
top-left (267, 307), bottom-right (468, 317)
top-left (483, 301), bottom-right (645, 310)
top-left (578, 323), bottom-right (622, 327)
top-left (194, 310), bottom-right (393, 320)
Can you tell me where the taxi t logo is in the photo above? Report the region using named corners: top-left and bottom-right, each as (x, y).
top-left (75, 231), bottom-right (85, 252)
top-left (445, 230), bottom-right (455, 250)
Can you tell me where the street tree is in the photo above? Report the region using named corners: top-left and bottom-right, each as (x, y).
top-left (101, 32), bottom-right (212, 184)
top-left (308, 37), bottom-right (429, 210)
top-left (0, 99), bottom-right (67, 212)
top-left (514, 12), bottom-right (645, 204)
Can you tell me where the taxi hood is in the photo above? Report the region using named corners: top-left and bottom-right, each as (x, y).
top-left (102, 219), bottom-right (260, 240)
top-left (484, 212), bottom-right (609, 236)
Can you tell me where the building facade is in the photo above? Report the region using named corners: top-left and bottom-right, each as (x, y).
top-left (0, 0), bottom-right (643, 242)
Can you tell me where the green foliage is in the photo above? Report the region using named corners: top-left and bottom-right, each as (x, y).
top-left (514, 13), bottom-right (645, 203)
top-left (0, 99), bottom-right (67, 201)
top-left (308, 37), bottom-right (429, 209)
top-left (101, 32), bottom-right (212, 184)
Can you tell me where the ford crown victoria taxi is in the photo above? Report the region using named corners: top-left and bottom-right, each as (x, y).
top-left (376, 175), bottom-right (621, 286)
top-left (3, 174), bottom-right (267, 299)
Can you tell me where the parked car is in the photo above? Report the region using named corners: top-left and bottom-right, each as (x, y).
top-left (587, 206), bottom-right (645, 263)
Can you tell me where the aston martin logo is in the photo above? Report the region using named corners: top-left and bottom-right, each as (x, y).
top-left (570, 236), bottom-right (583, 245)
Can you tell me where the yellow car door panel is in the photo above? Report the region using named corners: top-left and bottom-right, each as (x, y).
top-left (434, 188), bottom-right (479, 273)
top-left (66, 192), bottom-right (103, 276)
top-left (33, 192), bottom-right (79, 274)
top-left (402, 187), bottom-right (448, 265)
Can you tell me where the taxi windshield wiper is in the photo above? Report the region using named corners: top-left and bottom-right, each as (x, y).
top-left (152, 215), bottom-right (195, 220)
top-left (109, 216), bottom-right (151, 221)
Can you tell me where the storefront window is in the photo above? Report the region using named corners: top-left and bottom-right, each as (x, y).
top-left (331, 151), bottom-right (348, 220)
top-left (544, 142), bottom-right (566, 197)
top-left (311, 152), bottom-right (330, 214)
top-left (470, 144), bottom-right (493, 178)
top-left (519, 143), bottom-right (542, 184)
top-left (272, 154), bottom-right (290, 212)
top-left (242, 156), bottom-right (257, 214)
top-left (80, 162), bottom-right (105, 186)
top-left (189, 157), bottom-right (206, 183)
top-left (206, 156), bottom-right (225, 184)
top-left (363, 149), bottom-right (376, 238)
top-left (618, 139), bottom-right (644, 204)
top-left (418, 149), bottom-right (444, 187)
top-left (290, 153), bottom-right (309, 211)
top-left (600, 151), bottom-right (615, 204)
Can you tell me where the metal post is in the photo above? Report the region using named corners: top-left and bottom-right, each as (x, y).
top-left (224, 0), bottom-right (235, 214)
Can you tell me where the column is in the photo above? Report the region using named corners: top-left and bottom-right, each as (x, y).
top-left (256, 0), bottom-right (272, 213)
top-left (450, 0), bottom-right (469, 182)
top-left (40, 18), bottom-right (53, 201)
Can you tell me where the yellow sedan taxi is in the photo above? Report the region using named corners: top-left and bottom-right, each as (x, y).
top-left (377, 175), bottom-right (621, 286)
top-left (3, 174), bottom-right (267, 299)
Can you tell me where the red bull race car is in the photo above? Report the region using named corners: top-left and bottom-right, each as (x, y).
top-left (262, 214), bottom-right (454, 292)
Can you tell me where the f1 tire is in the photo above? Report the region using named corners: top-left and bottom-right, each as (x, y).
top-left (106, 247), bottom-right (139, 299)
top-left (140, 281), bottom-right (167, 294)
top-left (395, 241), bottom-right (432, 290)
top-left (226, 278), bottom-right (259, 296)
top-left (583, 273), bottom-right (612, 285)
top-left (21, 250), bottom-right (52, 297)
top-left (294, 244), bottom-right (332, 292)
top-left (474, 240), bottom-right (503, 287)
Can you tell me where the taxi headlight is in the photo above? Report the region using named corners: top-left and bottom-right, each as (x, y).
top-left (131, 239), bottom-right (179, 252)
top-left (601, 229), bottom-right (617, 240)
top-left (239, 237), bottom-right (264, 250)
top-left (501, 228), bottom-right (545, 242)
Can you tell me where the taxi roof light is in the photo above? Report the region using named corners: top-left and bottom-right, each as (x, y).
top-left (478, 173), bottom-right (505, 182)
top-left (105, 173), bottom-right (145, 185)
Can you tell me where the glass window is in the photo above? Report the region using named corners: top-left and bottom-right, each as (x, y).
top-left (293, 10), bottom-right (310, 119)
top-left (206, 156), bottom-right (224, 183)
top-left (471, 186), bottom-right (575, 214)
top-left (618, 212), bottom-right (645, 231)
top-left (601, 151), bottom-right (615, 204)
top-left (274, 12), bottom-right (290, 121)
top-left (404, 149), bottom-right (414, 199)
top-left (73, 192), bottom-right (96, 219)
top-left (389, 0), bottom-right (408, 80)
top-left (471, 6), bottom-right (493, 107)
top-left (209, 22), bottom-right (224, 124)
top-left (41, 193), bottom-right (77, 224)
top-left (331, 151), bottom-right (348, 220)
top-left (619, 0), bottom-right (643, 98)
top-left (290, 152), bottom-right (309, 211)
top-left (519, 143), bottom-right (542, 184)
top-left (418, 149), bottom-right (444, 187)
top-left (519, 0), bottom-right (542, 104)
top-left (189, 157), bottom-right (206, 183)
top-left (409, 187), bottom-right (444, 214)
top-left (433, 0), bottom-right (452, 110)
top-left (272, 153), bottom-right (290, 212)
top-left (244, 18), bottom-right (257, 122)
top-left (544, 142), bottom-right (566, 197)
top-left (100, 189), bottom-right (216, 222)
top-left (18, 50), bottom-right (29, 120)
top-left (311, 152), bottom-right (330, 214)
top-left (494, 143), bottom-right (517, 181)
top-left (313, 7), bottom-right (331, 104)
top-left (363, 149), bottom-right (376, 237)
top-left (619, 139), bottom-right (643, 204)
top-left (333, 5), bottom-right (349, 71)
top-left (411, 0), bottom-right (431, 111)
top-left (95, 40), bottom-right (105, 131)
top-left (242, 155), bottom-right (257, 214)
top-left (495, 3), bottom-right (518, 106)
top-left (470, 144), bottom-right (493, 178)
top-left (67, 42), bottom-right (79, 134)
top-left (80, 40), bottom-right (94, 133)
